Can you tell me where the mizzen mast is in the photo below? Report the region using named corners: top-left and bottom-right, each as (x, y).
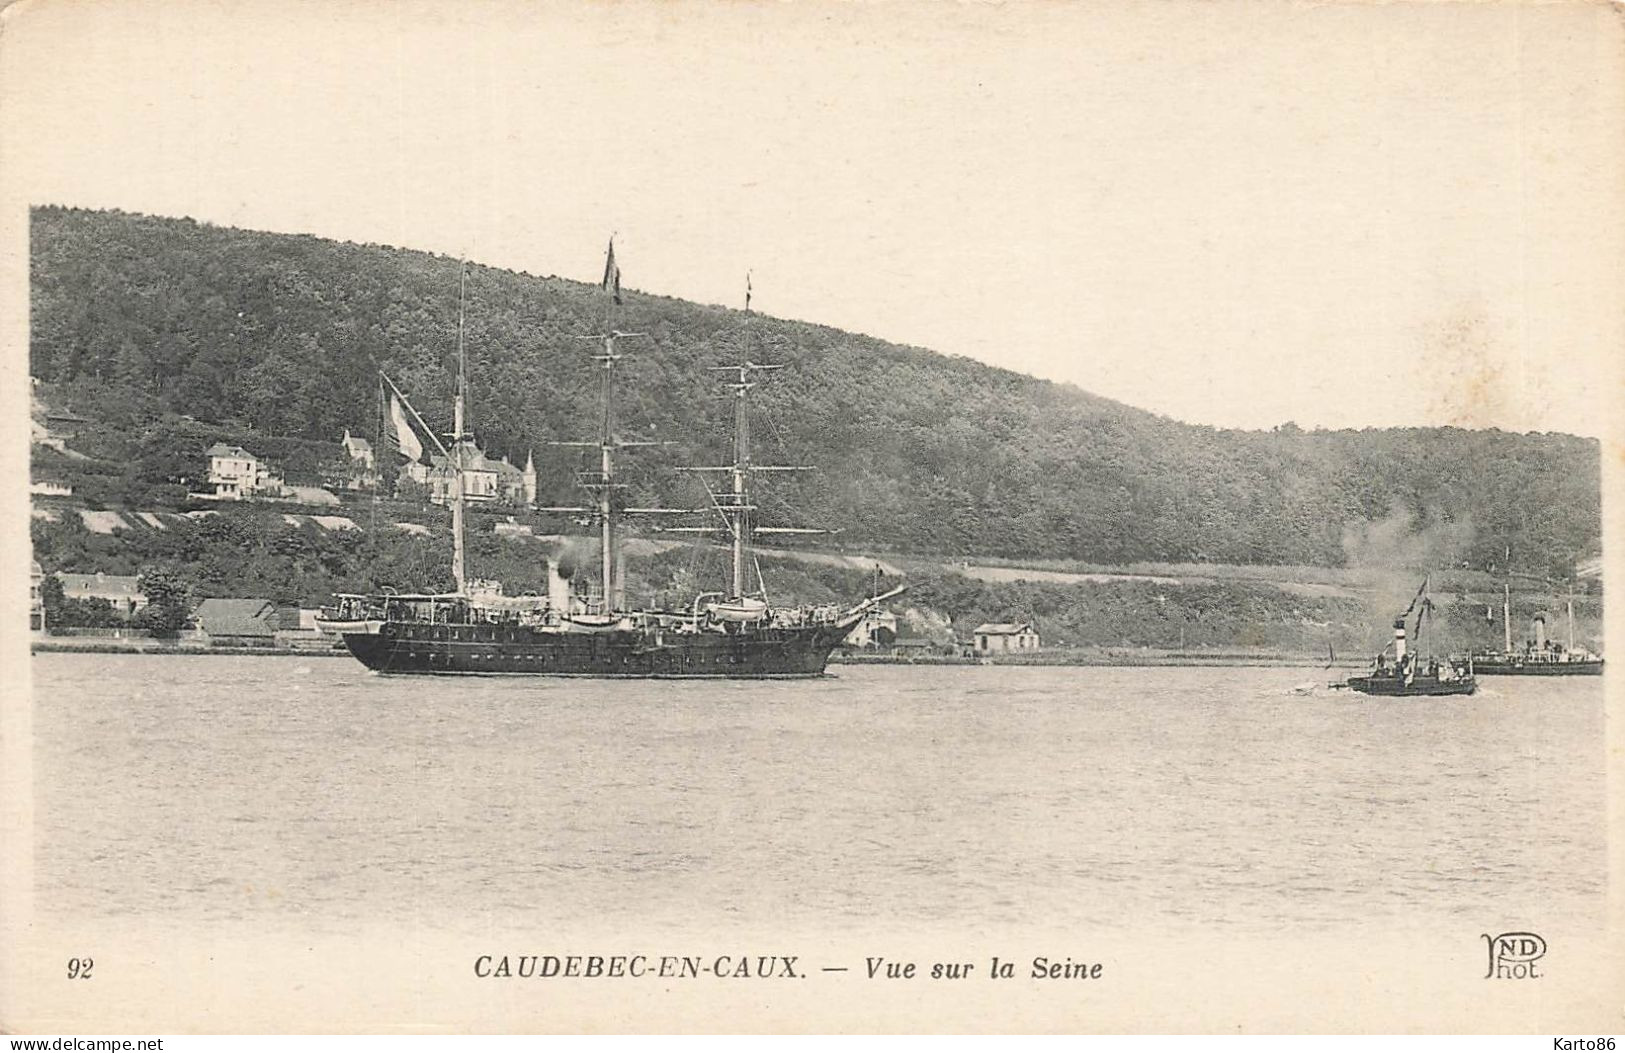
top-left (671, 278), bottom-right (819, 604)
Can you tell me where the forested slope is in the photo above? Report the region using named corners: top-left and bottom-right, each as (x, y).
top-left (30, 206), bottom-right (1601, 577)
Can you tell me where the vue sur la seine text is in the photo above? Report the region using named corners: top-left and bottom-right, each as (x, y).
top-left (472, 954), bottom-right (1105, 981)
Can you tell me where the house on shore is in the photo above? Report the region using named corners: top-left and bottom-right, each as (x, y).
top-left (56, 571), bottom-right (148, 616)
top-left (972, 622), bottom-right (1041, 654)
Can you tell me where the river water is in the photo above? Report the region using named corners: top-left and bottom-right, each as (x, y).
top-left (28, 654), bottom-right (1607, 939)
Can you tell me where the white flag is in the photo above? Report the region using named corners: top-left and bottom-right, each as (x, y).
top-left (388, 392), bottom-right (423, 462)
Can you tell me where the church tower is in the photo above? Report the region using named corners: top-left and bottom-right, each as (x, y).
top-left (522, 449), bottom-right (537, 507)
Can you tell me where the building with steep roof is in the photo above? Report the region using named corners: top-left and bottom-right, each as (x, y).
top-left (339, 429), bottom-right (379, 491)
top-left (401, 439), bottom-right (536, 507)
top-left (522, 450), bottom-right (538, 507)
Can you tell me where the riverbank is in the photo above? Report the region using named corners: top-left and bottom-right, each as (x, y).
top-left (31, 636), bottom-right (1367, 668)
top-left (837, 648), bottom-right (1368, 669)
top-left (31, 637), bottom-right (349, 658)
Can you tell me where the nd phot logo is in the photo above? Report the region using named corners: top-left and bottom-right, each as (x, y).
top-left (1482, 931), bottom-right (1546, 979)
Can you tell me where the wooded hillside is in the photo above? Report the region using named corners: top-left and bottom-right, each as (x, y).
top-left (30, 206), bottom-right (1601, 577)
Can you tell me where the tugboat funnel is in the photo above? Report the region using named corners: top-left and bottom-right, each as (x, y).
top-left (547, 559), bottom-right (572, 614)
top-left (1393, 616), bottom-right (1408, 662)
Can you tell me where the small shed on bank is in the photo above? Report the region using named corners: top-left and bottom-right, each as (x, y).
top-left (194, 598), bottom-right (280, 648)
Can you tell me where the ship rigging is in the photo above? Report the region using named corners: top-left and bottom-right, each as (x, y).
top-left (316, 242), bottom-right (902, 676)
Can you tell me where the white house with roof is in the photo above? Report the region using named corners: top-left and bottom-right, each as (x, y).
top-left (55, 571), bottom-right (148, 616)
top-left (205, 443), bottom-right (258, 499)
top-left (972, 621), bottom-right (1040, 654)
top-left (205, 443), bottom-right (283, 500)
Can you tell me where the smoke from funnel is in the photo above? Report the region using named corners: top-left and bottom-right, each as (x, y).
top-left (547, 536), bottom-right (597, 581)
top-left (1343, 505), bottom-right (1476, 649)
top-left (1342, 505), bottom-right (1475, 572)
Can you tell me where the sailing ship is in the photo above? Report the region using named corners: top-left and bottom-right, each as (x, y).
top-left (1341, 577), bottom-right (1478, 697)
top-left (1470, 582), bottom-right (1603, 676)
top-left (316, 245), bottom-right (902, 677)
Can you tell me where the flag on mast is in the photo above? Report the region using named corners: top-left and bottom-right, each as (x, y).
top-left (387, 390), bottom-right (424, 462)
top-left (602, 238), bottom-right (622, 304)
top-left (745, 271), bottom-right (752, 312)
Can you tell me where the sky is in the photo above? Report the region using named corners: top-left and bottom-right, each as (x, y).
top-left (2, 0), bottom-right (1622, 437)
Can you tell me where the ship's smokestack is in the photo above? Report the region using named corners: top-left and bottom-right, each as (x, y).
top-left (547, 559), bottom-right (572, 614)
top-left (1393, 616), bottom-right (1408, 662)
top-left (1533, 614), bottom-right (1547, 650)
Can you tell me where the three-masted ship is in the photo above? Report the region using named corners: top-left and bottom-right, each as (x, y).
top-left (316, 246), bottom-right (901, 677)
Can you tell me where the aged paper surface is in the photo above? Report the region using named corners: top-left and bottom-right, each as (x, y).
top-left (2, 0), bottom-right (1622, 1033)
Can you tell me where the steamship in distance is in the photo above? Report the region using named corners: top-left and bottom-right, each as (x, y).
top-left (316, 244), bottom-right (902, 677)
top-left (1469, 584), bottom-right (1603, 676)
top-left (1341, 577), bottom-right (1478, 697)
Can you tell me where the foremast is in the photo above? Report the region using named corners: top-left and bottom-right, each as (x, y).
top-left (538, 239), bottom-right (686, 614)
top-left (369, 260), bottom-right (475, 596)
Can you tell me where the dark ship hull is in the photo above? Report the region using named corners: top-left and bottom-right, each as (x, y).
top-left (1468, 655), bottom-right (1602, 677)
top-left (1345, 672), bottom-right (1478, 697)
top-left (335, 617), bottom-right (860, 677)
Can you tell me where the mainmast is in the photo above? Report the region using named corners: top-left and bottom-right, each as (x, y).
top-left (539, 240), bottom-right (685, 614)
top-left (590, 329), bottom-right (639, 610)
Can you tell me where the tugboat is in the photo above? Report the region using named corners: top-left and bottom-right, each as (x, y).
top-left (1343, 577), bottom-right (1478, 697)
top-left (317, 245), bottom-right (902, 677)
top-left (1470, 583), bottom-right (1603, 676)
